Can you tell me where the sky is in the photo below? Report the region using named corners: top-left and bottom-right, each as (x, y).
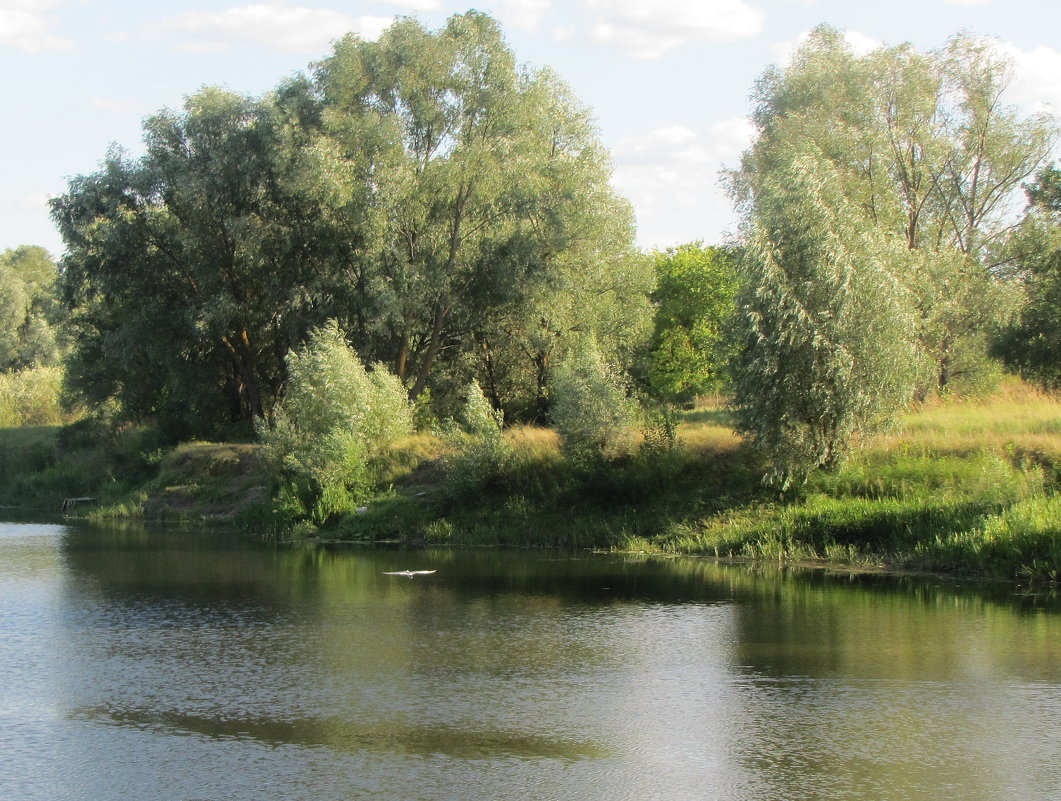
top-left (2, 0), bottom-right (1060, 257)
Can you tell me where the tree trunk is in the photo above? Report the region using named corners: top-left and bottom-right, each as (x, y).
top-left (408, 302), bottom-right (449, 401)
top-left (222, 329), bottom-right (264, 420)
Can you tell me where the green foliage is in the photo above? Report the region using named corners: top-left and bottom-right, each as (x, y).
top-left (0, 246), bottom-right (60, 372)
top-left (995, 165), bottom-right (1061, 389)
top-left (640, 404), bottom-right (681, 455)
top-left (51, 88), bottom-right (340, 437)
top-left (457, 379), bottom-right (503, 439)
top-left (52, 13), bottom-right (650, 438)
top-left (647, 243), bottom-right (738, 400)
top-left (731, 26), bottom-right (1055, 484)
top-left (549, 338), bottom-right (637, 459)
top-left (258, 321), bottom-right (413, 513)
top-left (733, 151), bottom-right (920, 486)
top-left (0, 365), bottom-right (65, 427)
top-left (316, 13), bottom-right (652, 414)
top-left (441, 379), bottom-right (511, 499)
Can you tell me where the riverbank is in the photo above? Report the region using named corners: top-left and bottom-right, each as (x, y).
top-left (341, 383), bottom-right (1061, 581)
top-left (1, 380), bottom-right (1059, 581)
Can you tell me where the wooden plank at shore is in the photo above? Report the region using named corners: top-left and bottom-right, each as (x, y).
top-left (61, 497), bottom-right (98, 513)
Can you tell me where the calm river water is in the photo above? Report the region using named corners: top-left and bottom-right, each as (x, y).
top-left (2, 517), bottom-right (1060, 801)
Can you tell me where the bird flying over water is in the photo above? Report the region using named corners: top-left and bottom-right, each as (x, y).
top-left (382, 570), bottom-right (437, 578)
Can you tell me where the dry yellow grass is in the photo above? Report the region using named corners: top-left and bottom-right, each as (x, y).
top-left (503, 425), bottom-right (561, 459)
top-left (677, 423), bottom-right (743, 454)
top-left (675, 397), bottom-right (744, 455)
top-left (871, 379), bottom-right (1061, 460)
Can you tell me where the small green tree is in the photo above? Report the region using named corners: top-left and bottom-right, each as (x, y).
top-left (0, 246), bottom-right (60, 372)
top-left (549, 337), bottom-right (636, 460)
top-left (441, 378), bottom-right (510, 496)
top-left (647, 242), bottom-right (738, 401)
top-left (259, 321), bottom-right (413, 518)
top-left (0, 366), bottom-right (65, 427)
top-left (733, 152), bottom-right (920, 487)
top-left (458, 378), bottom-right (504, 439)
top-left (995, 165), bottom-right (1061, 388)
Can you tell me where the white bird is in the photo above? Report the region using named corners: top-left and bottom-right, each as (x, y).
top-left (382, 570), bottom-right (437, 578)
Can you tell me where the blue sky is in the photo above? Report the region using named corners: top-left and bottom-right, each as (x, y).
top-left (2, 0), bottom-right (1059, 257)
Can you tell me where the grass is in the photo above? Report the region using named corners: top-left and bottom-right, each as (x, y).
top-left (639, 380), bottom-right (1061, 579)
top-left (0, 424), bottom-right (110, 510)
top-left (325, 379), bottom-right (1061, 581)
top-left (3, 377), bottom-right (1058, 581)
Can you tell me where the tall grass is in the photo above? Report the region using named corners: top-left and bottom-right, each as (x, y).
top-left (0, 366), bottom-right (66, 427)
top-left (0, 419), bottom-right (164, 511)
top-left (651, 384), bottom-right (1061, 579)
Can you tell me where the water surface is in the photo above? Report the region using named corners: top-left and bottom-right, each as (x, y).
top-left (2, 519), bottom-right (1059, 800)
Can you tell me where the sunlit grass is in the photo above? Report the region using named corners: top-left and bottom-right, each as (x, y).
top-left (631, 383), bottom-right (1061, 579)
top-left (4, 379), bottom-right (1057, 580)
top-left (874, 379), bottom-right (1061, 461)
top-left (504, 425), bottom-right (562, 460)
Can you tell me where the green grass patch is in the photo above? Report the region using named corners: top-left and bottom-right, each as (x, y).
top-left (3, 382), bottom-right (1059, 582)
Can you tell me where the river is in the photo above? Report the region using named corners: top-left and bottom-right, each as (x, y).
top-left (2, 517), bottom-right (1060, 800)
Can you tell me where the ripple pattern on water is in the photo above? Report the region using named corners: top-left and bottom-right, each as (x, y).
top-left (2, 522), bottom-right (1061, 801)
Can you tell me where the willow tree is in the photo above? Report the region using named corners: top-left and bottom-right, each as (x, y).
top-left (52, 88), bottom-right (348, 436)
top-left (733, 152), bottom-right (919, 486)
top-left (314, 12), bottom-right (650, 412)
top-left (0, 246), bottom-right (60, 371)
top-left (53, 12), bottom-right (648, 435)
top-left (731, 26), bottom-right (1056, 483)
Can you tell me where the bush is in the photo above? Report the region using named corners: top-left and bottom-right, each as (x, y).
top-left (457, 378), bottom-right (504, 438)
top-left (549, 338), bottom-right (637, 459)
top-left (258, 321), bottom-right (413, 512)
top-left (441, 380), bottom-right (511, 497)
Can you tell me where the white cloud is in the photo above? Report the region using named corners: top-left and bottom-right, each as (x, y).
top-left (580, 0), bottom-right (764, 59)
top-left (987, 40), bottom-right (1061, 115)
top-left (370, 0), bottom-right (442, 9)
top-left (0, 0), bottom-right (73, 53)
top-left (611, 118), bottom-right (754, 243)
top-left (153, 5), bottom-right (393, 54)
top-left (943, 0), bottom-right (989, 6)
top-left (552, 24), bottom-right (573, 42)
top-left (494, 0), bottom-right (552, 31)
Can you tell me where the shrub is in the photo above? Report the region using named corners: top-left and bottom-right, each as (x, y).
top-left (258, 321), bottom-right (413, 511)
top-left (549, 338), bottom-right (637, 459)
top-left (442, 380), bottom-right (510, 497)
top-left (457, 378), bottom-right (504, 439)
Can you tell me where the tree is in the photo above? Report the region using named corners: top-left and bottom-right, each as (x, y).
top-left (730, 27), bottom-right (1056, 483)
top-left (52, 88), bottom-right (353, 437)
top-left (994, 165), bottom-right (1061, 388)
top-left (732, 147), bottom-right (920, 485)
top-left (54, 12), bottom-right (649, 436)
top-left (0, 246), bottom-right (60, 372)
top-left (549, 336), bottom-right (637, 459)
top-left (646, 243), bottom-right (738, 401)
top-left (314, 13), bottom-right (651, 413)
